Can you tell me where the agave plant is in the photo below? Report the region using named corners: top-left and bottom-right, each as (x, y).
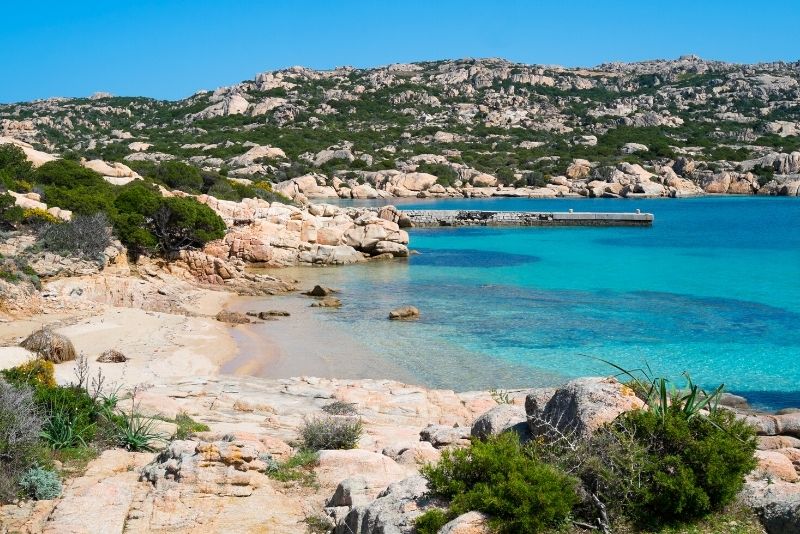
top-left (598, 359), bottom-right (724, 421)
top-left (115, 411), bottom-right (164, 452)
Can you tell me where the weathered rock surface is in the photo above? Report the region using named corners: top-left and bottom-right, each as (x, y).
top-left (471, 403), bottom-right (528, 440)
top-left (333, 475), bottom-right (440, 534)
top-left (526, 377), bottom-right (643, 438)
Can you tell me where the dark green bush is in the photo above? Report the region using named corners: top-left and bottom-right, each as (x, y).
top-left (0, 144), bottom-right (34, 191)
top-left (620, 407), bottom-right (756, 525)
top-left (150, 196), bottom-right (226, 252)
top-left (0, 192), bottom-right (23, 229)
top-left (35, 160), bottom-right (105, 188)
top-left (112, 181), bottom-right (225, 254)
top-left (421, 432), bottom-right (579, 533)
top-left (42, 184), bottom-right (116, 216)
top-left (154, 161), bottom-right (204, 192)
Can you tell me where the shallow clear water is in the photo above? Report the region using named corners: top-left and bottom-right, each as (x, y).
top-left (295, 197), bottom-right (800, 410)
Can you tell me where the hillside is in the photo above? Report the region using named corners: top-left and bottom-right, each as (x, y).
top-left (2, 56), bottom-right (800, 199)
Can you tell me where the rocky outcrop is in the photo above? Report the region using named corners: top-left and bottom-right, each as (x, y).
top-left (198, 196), bottom-right (410, 266)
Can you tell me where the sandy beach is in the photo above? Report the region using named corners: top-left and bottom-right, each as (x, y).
top-left (0, 266), bottom-right (414, 391)
top-left (0, 287), bottom-right (237, 388)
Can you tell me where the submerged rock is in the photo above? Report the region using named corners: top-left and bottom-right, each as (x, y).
top-left (311, 296), bottom-right (342, 308)
top-left (388, 306), bottom-right (420, 320)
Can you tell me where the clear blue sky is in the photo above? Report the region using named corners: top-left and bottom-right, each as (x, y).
top-left (2, 0), bottom-right (799, 103)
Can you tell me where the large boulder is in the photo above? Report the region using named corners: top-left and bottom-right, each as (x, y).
top-left (526, 377), bottom-right (644, 439)
top-left (471, 404), bottom-right (528, 440)
top-left (742, 477), bottom-right (800, 534)
top-left (565, 159), bottom-right (591, 180)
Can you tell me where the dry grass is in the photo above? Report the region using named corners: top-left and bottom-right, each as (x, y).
top-left (96, 349), bottom-right (128, 363)
top-left (20, 328), bottom-right (76, 364)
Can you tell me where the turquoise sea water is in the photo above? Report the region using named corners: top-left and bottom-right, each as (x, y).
top-left (297, 197), bottom-right (800, 410)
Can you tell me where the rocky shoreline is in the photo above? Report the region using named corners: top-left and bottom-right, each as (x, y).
top-left (1, 250), bottom-right (799, 532)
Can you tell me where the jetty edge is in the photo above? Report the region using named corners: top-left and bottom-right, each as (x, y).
top-left (400, 209), bottom-right (654, 227)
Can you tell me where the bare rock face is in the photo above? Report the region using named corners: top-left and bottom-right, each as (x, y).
top-left (526, 377), bottom-right (644, 439)
top-left (566, 159), bottom-right (592, 179)
top-left (439, 511), bottom-right (492, 534)
top-left (333, 475), bottom-right (442, 534)
top-left (317, 449), bottom-right (414, 501)
top-left (141, 438), bottom-right (273, 496)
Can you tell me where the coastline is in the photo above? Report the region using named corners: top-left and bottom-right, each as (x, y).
top-left (222, 289), bottom-right (417, 385)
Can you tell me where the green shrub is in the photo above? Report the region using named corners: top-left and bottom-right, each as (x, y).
top-left (299, 416), bottom-right (363, 451)
top-left (414, 509), bottom-right (450, 534)
top-left (0, 144), bottom-right (34, 191)
top-left (18, 466), bottom-right (62, 500)
top-left (42, 184), bottom-right (116, 216)
top-left (36, 386), bottom-right (99, 449)
top-left (620, 407), bottom-right (756, 524)
top-left (35, 160), bottom-right (104, 188)
top-left (155, 161), bottom-right (204, 192)
top-left (0, 192), bottom-right (23, 229)
top-left (112, 181), bottom-right (225, 253)
top-left (174, 412), bottom-right (209, 439)
top-left (421, 432), bottom-right (579, 533)
top-left (0, 379), bottom-right (44, 502)
top-left (113, 411), bottom-right (164, 452)
top-left (151, 196), bottom-right (226, 252)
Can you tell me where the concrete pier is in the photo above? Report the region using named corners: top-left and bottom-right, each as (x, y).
top-left (401, 210), bottom-right (654, 227)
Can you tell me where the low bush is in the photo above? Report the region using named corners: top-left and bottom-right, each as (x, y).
top-left (0, 192), bottom-right (23, 229)
top-left (321, 400), bottom-right (358, 416)
top-left (0, 379), bottom-right (44, 502)
top-left (620, 407), bottom-right (756, 525)
top-left (174, 412), bottom-right (209, 439)
top-left (154, 161), bottom-right (204, 192)
top-left (37, 213), bottom-right (112, 260)
top-left (18, 466), bottom-right (62, 500)
top-left (264, 449), bottom-right (318, 485)
top-left (1, 359), bottom-right (56, 388)
top-left (22, 208), bottom-right (60, 227)
top-left (421, 432), bottom-right (579, 533)
top-left (299, 416), bottom-right (363, 451)
top-left (37, 386), bottom-right (99, 449)
top-left (113, 411), bottom-right (164, 452)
